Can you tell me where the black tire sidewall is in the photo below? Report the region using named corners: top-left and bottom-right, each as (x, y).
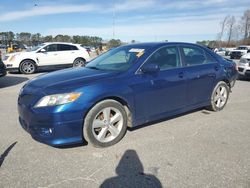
top-left (20, 60), bottom-right (36, 74)
top-left (83, 100), bottom-right (127, 147)
top-left (210, 81), bottom-right (229, 111)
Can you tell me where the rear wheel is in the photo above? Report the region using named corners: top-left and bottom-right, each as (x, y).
top-left (83, 100), bottom-right (127, 147)
top-left (20, 60), bottom-right (36, 74)
top-left (207, 81), bottom-right (229, 111)
top-left (73, 58), bottom-right (86, 67)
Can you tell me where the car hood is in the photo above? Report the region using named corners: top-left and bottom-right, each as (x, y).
top-left (241, 53), bottom-right (250, 59)
top-left (25, 68), bottom-right (120, 94)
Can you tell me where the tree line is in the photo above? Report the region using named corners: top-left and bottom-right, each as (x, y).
top-left (198, 9), bottom-right (250, 48)
top-left (0, 32), bottom-right (106, 47)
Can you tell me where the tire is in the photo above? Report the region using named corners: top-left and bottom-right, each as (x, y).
top-left (20, 60), bottom-right (36, 74)
top-left (73, 58), bottom-right (86, 67)
top-left (206, 81), bottom-right (229, 111)
top-left (83, 100), bottom-right (127, 147)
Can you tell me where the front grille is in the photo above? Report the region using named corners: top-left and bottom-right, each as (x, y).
top-left (238, 67), bottom-right (244, 72)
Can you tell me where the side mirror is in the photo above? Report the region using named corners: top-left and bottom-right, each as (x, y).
top-left (141, 63), bottom-right (160, 74)
top-left (39, 49), bottom-right (46, 53)
top-left (247, 50), bottom-right (250, 53)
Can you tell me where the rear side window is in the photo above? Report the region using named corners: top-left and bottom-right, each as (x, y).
top-left (182, 46), bottom-right (206, 66)
top-left (58, 44), bottom-right (76, 51)
top-left (205, 51), bottom-right (217, 64)
top-left (147, 46), bottom-right (180, 70)
top-left (70, 45), bottom-right (78, 50)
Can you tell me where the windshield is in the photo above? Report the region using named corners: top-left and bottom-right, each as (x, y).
top-left (86, 45), bottom-right (148, 71)
top-left (237, 47), bottom-right (247, 50)
top-left (28, 44), bottom-right (45, 52)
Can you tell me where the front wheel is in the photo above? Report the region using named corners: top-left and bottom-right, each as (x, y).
top-left (20, 60), bottom-right (36, 74)
top-left (83, 100), bottom-right (127, 147)
top-left (73, 58), bottom-right (86, 67)
top-left (207, 81), bottom-right (229, 111)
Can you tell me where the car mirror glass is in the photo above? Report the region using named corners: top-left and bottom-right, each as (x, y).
top-left (39, 49), bottom-right (46, 53)
top-left (141, 63), bottom-right (160, 73)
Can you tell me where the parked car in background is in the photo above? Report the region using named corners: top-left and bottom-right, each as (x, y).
top-left (18, 42), bottom-right (238, 147)
top-left (225, 48), bottom-right (235, 56)
top-left (215, 48), bottom-right (226, 56)
top-left (230, 45), bottom-right (250, 59)
top-left (3, 42), bottom-right (90, 74)
top-left (0, 59), bottom-right (6, 77)
top-left (238, 53), bottom-right (250, 78)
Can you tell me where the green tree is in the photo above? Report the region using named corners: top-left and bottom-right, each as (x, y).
top-left (107, 39), bottom-right (122, 48)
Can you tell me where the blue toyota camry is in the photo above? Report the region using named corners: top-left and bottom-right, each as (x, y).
top-left (18, 42), bottom-right (238, 147)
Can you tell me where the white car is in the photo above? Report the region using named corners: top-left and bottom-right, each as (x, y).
top-left (230, 45), bottom-right (250, 59)
top-left (238, 53), bottom-right (250, 78)
top-left (2, 42), bottom-right (90, 74)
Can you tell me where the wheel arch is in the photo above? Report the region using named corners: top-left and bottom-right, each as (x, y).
top-left (74, 57), bottom-right (86, 62)
top-left (20, 58), bottom-right (38, 67)
top-left (83, 96), bottom-right (133, 128)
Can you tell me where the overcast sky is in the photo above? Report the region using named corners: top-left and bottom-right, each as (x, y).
top-left (0, 0), bottom-right (249, 42)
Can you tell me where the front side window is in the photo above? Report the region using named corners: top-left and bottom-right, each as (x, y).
top-left (146, 46), bottom-right (180, 70)
top-left (44, 44), bottom-right (57, 52)
top-left (86, 46), bottom-right (149, 71)
top-left (182, 46), bottom-right (206, 66)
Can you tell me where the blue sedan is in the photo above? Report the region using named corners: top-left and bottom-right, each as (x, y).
top-left (18, 42), bottom-right (238, 147)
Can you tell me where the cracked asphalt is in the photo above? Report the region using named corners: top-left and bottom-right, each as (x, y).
top-left (0, 69), bottom-right (250, 188)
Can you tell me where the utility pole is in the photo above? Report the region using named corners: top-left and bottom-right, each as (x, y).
top-left (112, 0), bottom-right (116, 39)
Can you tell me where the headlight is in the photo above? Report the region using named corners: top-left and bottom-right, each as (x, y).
top-left (35, 92), bottom-right (82, 108)
top-left (240, 58), bottom-right (247, 64)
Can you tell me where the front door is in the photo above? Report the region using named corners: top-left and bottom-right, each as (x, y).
top-left (131, 46), bottom-right (187, 122)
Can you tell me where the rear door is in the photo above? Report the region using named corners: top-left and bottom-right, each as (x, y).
top-left (57, 44), bottom-right (79, 64)
top-left (180, 45), bottom-right (218, 106)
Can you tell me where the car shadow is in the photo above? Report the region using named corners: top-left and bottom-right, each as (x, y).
top-left (100, 149), bottom-right (162, 188)
top-left (54, 141), bottom-right (88, 149)
top-left (0, 142), bottom-right (17, 168)
top-left (0, 75), bottom-right (29, 88)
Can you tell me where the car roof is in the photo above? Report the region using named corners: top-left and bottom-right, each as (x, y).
top-left (43, 42), bottom-right (77, 45)
top-left (122, 42), bottom-right (207, 49)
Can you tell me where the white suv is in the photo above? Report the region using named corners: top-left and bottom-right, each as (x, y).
top-left (3, 42), bottom-right (90, 74)
top-left (238, 53), bottom-right (250, 78)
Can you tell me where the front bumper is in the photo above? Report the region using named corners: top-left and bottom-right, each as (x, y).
top-left (0, 68), bottom-right (6, 77)
top-left (238, 63), bottom-right (250, 78)
top-left (18, 102), bottom-right (88, 146)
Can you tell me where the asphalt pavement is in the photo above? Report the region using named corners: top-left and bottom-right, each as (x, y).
top-left (0, 69), bottom-right (249, 188)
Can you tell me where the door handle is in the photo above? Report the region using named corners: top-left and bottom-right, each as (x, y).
top-left (214, 66), bottom-right (219, 71)
top-left (178, 72), bottom-right (184, 78)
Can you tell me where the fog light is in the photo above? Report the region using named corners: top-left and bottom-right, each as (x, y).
top-left (40, 128), bottom-right (54, 136)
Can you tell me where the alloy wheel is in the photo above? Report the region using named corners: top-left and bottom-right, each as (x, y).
top-left (92, 107), bottom-right (124, 143)
top-left (213, 85), bottom-right (228, 108)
